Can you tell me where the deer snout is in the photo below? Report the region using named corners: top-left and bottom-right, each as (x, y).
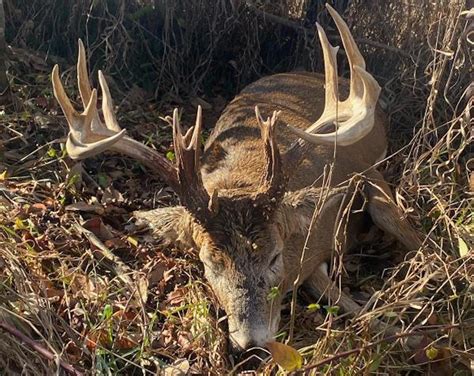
top-left (229, 326), bottom-right (271, 352)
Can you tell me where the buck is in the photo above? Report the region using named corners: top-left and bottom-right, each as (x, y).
top-left (51, 5), bottom-right (420, 352)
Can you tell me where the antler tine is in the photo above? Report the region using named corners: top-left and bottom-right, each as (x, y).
top-left (52, 64), bottom-right (127, 159)
top-left (254, 106), bottom-right (286, 210)
top-left (52, 64), bottom-right (77, 126)
top-left (287, 23), bottom-right (339, 141)
top-left (172, 106), bottom-right (216, 221)
top-left (326, 4), bottom-right (367, 99)
top-left (317, 23), bottom-right (339, 122)
top-left (285, 6), bottom-right (381, 147)
top-left (98, 70), bottom-right (122, 132)
top-left (77, 39), bottom-right (92, 108)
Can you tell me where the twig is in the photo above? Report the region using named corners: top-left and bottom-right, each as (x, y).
top-left (73, 223), bottom-right (134, 285)
top-left (245, 1), bottom-right (412, 58)
top-left (0, 321), bottom-right (84, 376)
top-left (291, 323), bottom-right (462, 374)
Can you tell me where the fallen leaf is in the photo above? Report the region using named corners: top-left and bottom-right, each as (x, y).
top-left (85, 329), bottom-right (110, 351)
top-left (82, 217), bottom-right (115, 241)
top-left (112, 309), bottom-right (138, 322)
top-left (426, 346), bottom-right (438, 360)
top-left (127, 236), bottom-right (139, 247)
top-left (104, 237), bottom-right (128, 250)
top-left (163, 358), bottom-right (190, 376)
top-left (190, 96), bottom-right (212, 110)
top-left (133, 274), bottom-right (149, 304)
top-left (457, 237), bottom-right (469, 257)
top-left (148, 262), bottom-right (168, 287)
top-left (177, 331), bottom-right (192, 351)
top-left (101, 186), bottom-right (124, 204)
top-left (266, 341), bottom-right (302, 372)
top-left (28, 203), bottom-right (47, 214)
top-left (167, 287), bottom-right (188, 306)
top-left (70, 273), bottom-right (97, 299)
top-left (115, 335), bottom-right (137, 350)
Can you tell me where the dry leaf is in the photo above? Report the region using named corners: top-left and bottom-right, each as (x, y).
top-left (133, 274), bottom-right (149, 304)
top-left (163, 358), bottom-right (190, 376)
top-left (82, 217), bottom-right (115, 241)
top-left (115, 335), bottom-right (137, 350)
top-left (167, 287), bottom-right (188, 306)
top-left (85, 329), bottom-right (110, 351)
top-left (177, 331), bottom-right (192, 351)
top-left (457, 237), bottom-right (469, 257)
top-left (266, 341), bottom-right (302, 371)
top-left (104, 237), bottom-right (128, 250)
top-left (70, 273), bottom-right (97, 299)
top-left (148, 262), bottom-right (168, 287)
top-left (28, 202), bottom-right (47, 213)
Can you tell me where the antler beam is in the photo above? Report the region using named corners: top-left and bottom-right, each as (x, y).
top-left (52, 40), bottom-right (218, 220)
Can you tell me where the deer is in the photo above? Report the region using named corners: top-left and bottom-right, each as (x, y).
top-left (51, 5), bottom-right (421, 353)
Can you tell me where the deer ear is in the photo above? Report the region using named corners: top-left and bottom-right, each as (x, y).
top-left (133, 206), bottom-right (198, 248)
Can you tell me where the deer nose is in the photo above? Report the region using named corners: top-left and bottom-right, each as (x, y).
top-left (229, 329), bottom-right (270, 353)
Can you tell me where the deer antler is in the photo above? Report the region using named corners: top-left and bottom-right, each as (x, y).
top-left (52, 39), bottom-right (215, 221)
top-left (172, 107), bottom-right (217, 221)
top-left (286, 4), bottom-right (381, 146)
top-left (253, 107), bottom-right (286, 212)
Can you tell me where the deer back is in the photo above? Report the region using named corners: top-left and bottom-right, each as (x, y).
top-left (201, 72), bottom-right (388, 194)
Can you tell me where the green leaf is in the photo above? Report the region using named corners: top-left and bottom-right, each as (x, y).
top-left (97, 173), bottom-right (109, 188)
top-left (267, 286), bottom-right (280, 301)
top-left (14, 218), bottom-right (28, 231)
top-left (324, 305), bottom-right (340, 315)
top-left (166, 151), bottom-right (175, 162)
top-left (458, 237), bottom-right (469, 257)
top-left (307, 303), bottom-right (320, 312)
top-left (368, 354), bottom-right (382, 372)
top-left (47, 147), bottom-right (58, 158)
top-left (101, 304), bottom-right (113, 321)
top-left (267, 341), bottom-right (302, 371)
top-left (425, 346), bottom-right (439, 360)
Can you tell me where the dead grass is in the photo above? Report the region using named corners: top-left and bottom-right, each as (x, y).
top-left (1, 0), bottom-right (472, 375)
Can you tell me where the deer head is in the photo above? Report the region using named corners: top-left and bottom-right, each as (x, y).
top-left (51, 5), bottom-right (380, 352)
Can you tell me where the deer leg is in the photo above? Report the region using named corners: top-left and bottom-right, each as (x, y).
top-left (365, 170), bottom-right (422, 251)
top-left (303, 262), bottom-right (362, 314)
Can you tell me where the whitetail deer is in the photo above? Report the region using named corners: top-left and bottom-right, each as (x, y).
top-left (51, 5), bottom-right (420, 352)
